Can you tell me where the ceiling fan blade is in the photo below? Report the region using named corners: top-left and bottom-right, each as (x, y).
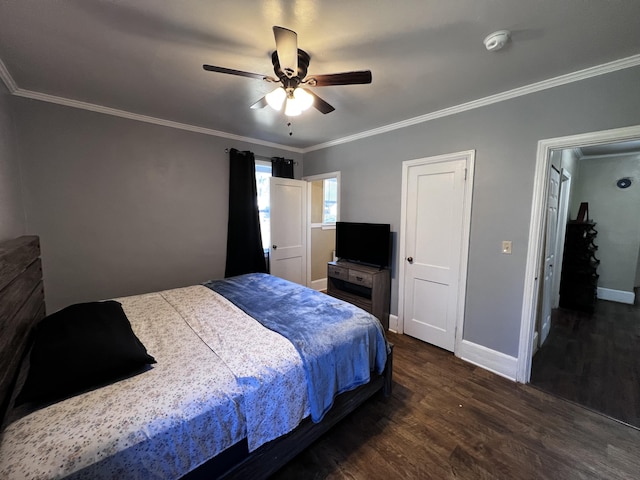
top-left (203, 64), bottom-right (266, 80)
top-left (250, 96), bottom-right (268, 109)
top-left (273, 26), bottom-right (298, 78)
top-left (305, 89), bottom-right (335, 114)
top-left (308, 70), bottom-right (372, 87)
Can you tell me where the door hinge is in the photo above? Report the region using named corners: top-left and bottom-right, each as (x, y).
top-left (464, 168), bottom-right (467, 180)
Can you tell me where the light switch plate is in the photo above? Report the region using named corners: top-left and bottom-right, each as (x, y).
top-left (502, 240), bottom-right (512, 254)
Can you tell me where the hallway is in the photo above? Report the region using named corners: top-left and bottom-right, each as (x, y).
top-left (531, 298), bottom-right (640, 428)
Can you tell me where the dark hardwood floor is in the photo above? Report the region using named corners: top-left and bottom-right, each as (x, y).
top-left (531, 299), bottom-right (640, 428)
top-left (272, 331), bottom-right (640, 479)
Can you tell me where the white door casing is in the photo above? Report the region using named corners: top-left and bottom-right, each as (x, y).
top-left (398, 150), bottom-right (475, 353)
top-left (518, 124), bottom-right (640, 383)
top-left (269, 177), bottom-right (307, 285)
top-left (539, 166), bottom-right (560, 346)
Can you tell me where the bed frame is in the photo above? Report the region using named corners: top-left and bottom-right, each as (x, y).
top-left (0, 235), bottom-right (393, 479)
top-left (0, 235), bottom-right (45, 425)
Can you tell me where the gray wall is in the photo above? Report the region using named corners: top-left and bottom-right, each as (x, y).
top-left (8, 64), bottom-right (640, 358)
top-left (302, 65), bottom-right (640, 358)
top-left (0, 83), bottom-right (26, 241)
top-left (13, 97), bottom-right (301, 312)
top-left (637, 242), bottom-right (640, 288)
top-left (560, 149), bottom-right (580, 186)
top-left (559, 149), bottom-right (580, 217)
top-left (571, 154), bottom-right (640, 293)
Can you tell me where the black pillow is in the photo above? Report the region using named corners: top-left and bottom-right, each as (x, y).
top-left (15, 300), bottom-right (156, 406)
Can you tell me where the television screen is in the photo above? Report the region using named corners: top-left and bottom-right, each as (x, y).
top-left (335, 222), bottom-right (391, 268)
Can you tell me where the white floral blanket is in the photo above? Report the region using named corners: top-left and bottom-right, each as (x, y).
top-left (0, 286), bottom-right (309, 479)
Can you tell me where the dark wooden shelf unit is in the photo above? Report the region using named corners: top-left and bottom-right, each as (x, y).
top-left (327, 261), bottom-right (390, 330)
top-left (559, 221), bottom-right (599, 313)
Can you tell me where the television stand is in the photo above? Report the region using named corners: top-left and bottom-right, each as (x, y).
top-left (327, 261), bottom-right (390, 330)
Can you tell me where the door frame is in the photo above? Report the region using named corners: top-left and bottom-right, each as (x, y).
top-left (517, 124), bottom-right (640, 382)
top-left (397, 150), bottom-right (475, 356)
top-left (302, 171), bottom-right (341, 290)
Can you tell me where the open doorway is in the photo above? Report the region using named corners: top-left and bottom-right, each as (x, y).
top-left (303, 172), bottom-right (340, 291)
top-left (519, 125), bottom-right (640, 426)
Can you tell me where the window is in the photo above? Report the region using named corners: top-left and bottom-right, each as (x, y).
top-left (323, 177), bottom-right (338, 224)
top-left (255, 162), bottom-right (271, 251)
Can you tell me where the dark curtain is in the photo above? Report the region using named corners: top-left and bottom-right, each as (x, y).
top-left (225, 149), bottom-right (267, 277)
top-left (271, 157), bottom-right (295, 179)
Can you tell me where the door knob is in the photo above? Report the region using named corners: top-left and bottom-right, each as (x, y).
top-left (407, 256), bottom-right (413, 263)
top-left (272, 245), bottom-right (278, 250)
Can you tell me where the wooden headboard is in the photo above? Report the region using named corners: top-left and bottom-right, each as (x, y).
top-left (0, 236), bottom-right (45, 423)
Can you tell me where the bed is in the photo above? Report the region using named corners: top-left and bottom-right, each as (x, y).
top-left (0, 236), bottom-right (392, 479)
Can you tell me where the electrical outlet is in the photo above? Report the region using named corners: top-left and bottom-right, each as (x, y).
top-left (502, 240), bottom-right (512, 254)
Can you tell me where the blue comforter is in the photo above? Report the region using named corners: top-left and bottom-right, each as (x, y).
top-left (204, 273), bottom-right (388, 422)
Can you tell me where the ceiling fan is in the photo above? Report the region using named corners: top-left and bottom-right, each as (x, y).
top-left (203, 26), bottom-right (372, 116)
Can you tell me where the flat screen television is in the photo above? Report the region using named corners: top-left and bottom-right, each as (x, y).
top-left (335, 222), bottom-right (391, 268)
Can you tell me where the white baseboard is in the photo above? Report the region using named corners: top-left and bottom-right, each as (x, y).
top-left (457, 340), bottom-right (518, 381)
top-left (388, 314), bottom-right (399, 333)
top-left (597, 287), bottom-right (635, 305)
top-left (310, 278), bottom-right (327, 291)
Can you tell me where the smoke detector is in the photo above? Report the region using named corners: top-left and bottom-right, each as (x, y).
top-left (483, 30), bottom-right (511, 52)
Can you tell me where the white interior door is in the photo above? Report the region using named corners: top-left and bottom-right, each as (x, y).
top-left (401, 153), bottom-right (471, 352)
top-left (269, 177), bottom-right (307, 285)
top-left (540, 166), bottom-right (561, 346)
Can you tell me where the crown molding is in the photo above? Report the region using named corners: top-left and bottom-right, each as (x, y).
top-left (0, 57), bottom-right (18, 93)
top-left (12, 88), bottom-right (304, 153)
top-left (1, 65), bottom-right (303, 154)
top-left (2, 52), bottom-right (639, 156)
top-left (578, 150), bottom-right (640, 160)
top-left (302, 54), bottom-right (640, 153)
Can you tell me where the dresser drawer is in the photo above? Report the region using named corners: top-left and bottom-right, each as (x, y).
top-left (328, 264), bottom-right (348, 279)
top-left (326, 261), bottom-right (390, 330)
top-left (348, 270), bottom-right (373, 288)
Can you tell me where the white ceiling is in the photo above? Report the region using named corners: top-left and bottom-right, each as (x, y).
top-left (1, 0), bottom-right (639, 151)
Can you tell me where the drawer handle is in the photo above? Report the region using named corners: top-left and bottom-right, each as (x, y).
top-left (356, 276), bottom-right (363, 281)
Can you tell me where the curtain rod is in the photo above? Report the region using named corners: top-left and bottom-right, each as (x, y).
top-left (224, 148), bottom-right (298, 165)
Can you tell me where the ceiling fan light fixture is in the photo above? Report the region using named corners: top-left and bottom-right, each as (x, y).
top-left (266, 87), bottom-right (286, 110)
top-left (293, 88), bottom-right (314, 111)
top-left (204, 26), bottom-right (370, 116)
top-left (284, 97), bottom-right (302, 116)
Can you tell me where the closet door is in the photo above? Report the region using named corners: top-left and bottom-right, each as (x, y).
top-left (540, 166), bottom-right (561, 346)
top-left (400, 151), bottom-right (473, 352)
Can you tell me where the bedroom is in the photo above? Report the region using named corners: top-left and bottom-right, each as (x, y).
top-left (1, 1), bottom-right (640, 478)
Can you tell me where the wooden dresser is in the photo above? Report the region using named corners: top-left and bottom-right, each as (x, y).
top-left (327, 261), bottom-right (390, 330)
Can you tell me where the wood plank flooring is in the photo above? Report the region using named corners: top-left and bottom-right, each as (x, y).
top-left (531, 300), bottom-right (640, 428)
top-left (272, 332), bottom-right (640, 479)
